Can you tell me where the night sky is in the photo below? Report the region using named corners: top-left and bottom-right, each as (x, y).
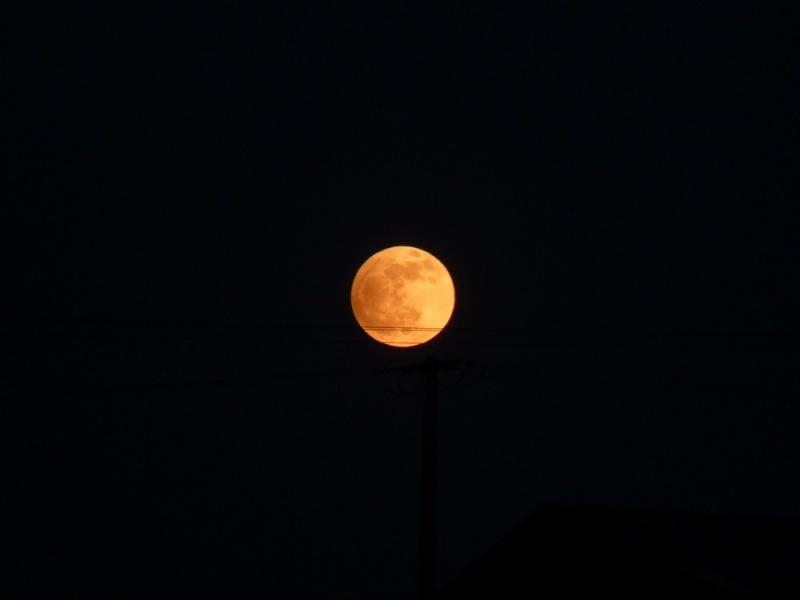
top-left (4, 4), bottom-right (799, 598)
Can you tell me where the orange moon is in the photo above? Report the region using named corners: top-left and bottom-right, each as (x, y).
top-left (351, 246), bottom-right (456, 347)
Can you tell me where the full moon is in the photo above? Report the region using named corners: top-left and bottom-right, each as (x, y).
top-left (351, 246), bottom-right (456, 347)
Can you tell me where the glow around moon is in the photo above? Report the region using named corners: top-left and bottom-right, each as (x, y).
top-left (351, 246), bottom-right (455, 347)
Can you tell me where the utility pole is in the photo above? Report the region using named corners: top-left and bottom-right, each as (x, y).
top-left (418, 356), bottom-right (439, 600)
top-left (389, 357), bottom-right (466, 600)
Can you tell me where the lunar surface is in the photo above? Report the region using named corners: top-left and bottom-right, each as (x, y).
top-left (351, 246), bottom-right (455, 347)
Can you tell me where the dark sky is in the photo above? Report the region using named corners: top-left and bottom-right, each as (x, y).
top-left (4, 4), bottom-right (799, 598)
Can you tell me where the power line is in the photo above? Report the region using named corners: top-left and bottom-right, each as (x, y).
top-left (481, 365), bottom-right (800, 403)
top-left (3, 322), bottom-right (799, 348)
top-left (3, 367), bottom-right (382, 400)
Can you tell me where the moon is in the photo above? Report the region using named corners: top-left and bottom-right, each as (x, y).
top-left (351, 246), bottom-right (456, 347)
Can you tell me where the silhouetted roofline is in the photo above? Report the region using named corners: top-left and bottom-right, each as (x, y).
top-left (439, 503), bottom-right (799, 596)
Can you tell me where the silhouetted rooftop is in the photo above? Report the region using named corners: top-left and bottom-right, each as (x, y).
top-left (439, 504), bottom-right (799, 596)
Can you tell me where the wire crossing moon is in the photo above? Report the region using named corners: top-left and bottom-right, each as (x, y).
top-left (351, 246), bottom-right (456, 347)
